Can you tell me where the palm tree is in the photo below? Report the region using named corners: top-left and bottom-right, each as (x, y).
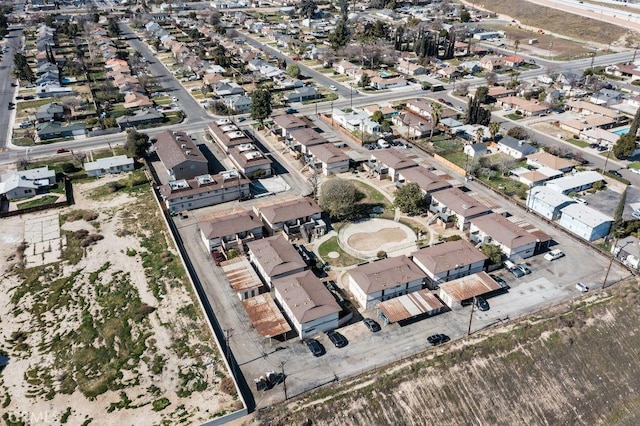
top-left (513, 39), bottom-right (521, 66)
top-left (476, 127), bottom-right (484, 143)
top-left (488, 122), bottom-right (501, 142)
top-left (429, 101), bottom-right (442, 141)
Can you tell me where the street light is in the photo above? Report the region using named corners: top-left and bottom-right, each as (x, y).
top-left (602, 146), bottom-right (612, 176)
top-left (349, 82), bottom-right (353, 109)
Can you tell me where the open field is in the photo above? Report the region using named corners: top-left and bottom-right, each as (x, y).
top-left (477, 0), bottom-right (632, 45)
top-left (257, 278), bottom-right (640, 425)
top-left (0, 174), bottom-right (239, 424)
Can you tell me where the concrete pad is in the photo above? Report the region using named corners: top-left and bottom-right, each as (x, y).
top-left (23, 213), bottom-right (63, 267)
top-left (256, 176), bottom-right (291, 194)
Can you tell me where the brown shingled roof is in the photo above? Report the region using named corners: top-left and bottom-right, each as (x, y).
top-left (272, 270), bottom-right (341, 323)
top-left (349, 256), bottom-right (427, 294)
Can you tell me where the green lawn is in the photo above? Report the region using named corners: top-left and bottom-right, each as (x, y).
top-left (566, 138), bottom-right (590, 148)
top-left (478, 175), bottom-right (528, 199)
top-left (351, 180), bottom-right (390, 206)
top-left (627, 162), bottom-right (640, 169)
top-left (432, 139), bottom-right (464, 153)
top-left (505, 113), bottom-right (524, 120)
top-left (17, 195), bottom-right (61, 209)
top-left (318, 236), bottom-right (363, 268)
top-left (441, 151), bottom-right (468, 169)
top-left (17, 98), bottom-right (58, 113)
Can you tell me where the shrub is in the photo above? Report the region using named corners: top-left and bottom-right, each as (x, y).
top-left (376, 250), bottom-right (387, 259)
top-left (152, 398), bottom-right (170, 411)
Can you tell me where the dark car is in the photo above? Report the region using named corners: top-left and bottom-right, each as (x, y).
top-left (490, 274), bottom-right (509, 289)
top-left (609, 169), bottom-right (623, 178)
top-left (427, 334), bottom-right (450, 345)
top-left (285, 108), bottom-right (298, 114)
top-left (363, 318), bottom-right (381, 332)
top-left (212, 251), bottom-right (225, 266)
top-left (326, 331), bottom-right (348, 348)
top-left (596, 145), bottom-right (608, 152)
top-left (56, 148), bottom-right (69, 154)
top-left (475, 296), bottom-right (490, 311)
top-left (510, 267), bottom-right (525, 278)
top-left (438, 98), bottom-right (446, 103)
top-left (517, 264), bottom-right (532, 275)
top-left (306, 338), bottom-right (325, 357)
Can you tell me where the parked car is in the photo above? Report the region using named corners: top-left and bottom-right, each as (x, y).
top-left (329, 85), bottom-right (337, 91)
top-left (510, 267), bottom-right (525, 278)
top-left (363, 318), bottom-right (381, 332)
top-left (306, 338), bottom-right (325, 357)
top-left (212, 251), bottom-right (225, 266)
top-left (576, 282), bottom-right (589, 292)
top-left (285, 108), bottom-right (298, 114)
top-left (609, 169), bottom-right (623, 178)
top-left (236, 116), bottom-right (246, 122)
top-left (632, 211), bottom-right (640, 220)
top-left (475, 296), bottom-right (490, 311)
top-left (438, 98), bottom-right (446, 103)
top-left (326, 331), bottom-right (348, 348)
top-left (630, 168), bottom-right (640, 175)
top-left (56, 148), bottom-right (69, 154)
top-left (427, 334), bottom-right (450, 346)
top-left (490, 274), bottom-right (509, 289)
top-left (596, 145), bottom-right (608, 152)
top-left (544, 249), bottom-right (564, 261)
top-left (517, 264), bottom-right (532, 275)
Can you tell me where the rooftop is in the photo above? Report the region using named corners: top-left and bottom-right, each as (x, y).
top-left (398, 167), bottom-right (451, 194)
top-left (242, 294), bottom-right (292, 338)
top-left (560, 203), bottom-right (613, 227)
top-left (377, 289), bottom-right (445, 323)
top-left (411, 239), bottom-right (488, 274)
top-left (247, 234), bottom-right (307, 278)
top-left (439, 271), bottom-right (502, 303)
top-left (255, 197), bottom-right (322, 225)
top-left (199, 210), bottom-right (262, 239)
top-left (272, 270), bottom-right (341, 323)
top-left (432, 187), bottom-right (491, 218)
top-left (371, 148), bottom-right (419, 171)
top-left (155, 130), bottom-right (208, 171)
top-left (470, 213), bottom-right (538, 249)
top-left (349, 255), bottom-right (427, 294)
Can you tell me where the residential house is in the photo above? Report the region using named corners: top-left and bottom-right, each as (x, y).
top-left (228, 144), bottom-right (273, 179)
top-left (438, 272), bottom-right (503, 310)
top-left (469, 213), bottom-right (538, 260)
top-left (590, 88), bottom-right (623, 106)
top-left (511, 166), bottom-right (562, 187)
top-left (363, 105), bottom-right (398, 120)
top-left (564, 100), bottom-right (622, 122)
top-left (501, 55), bottom-right (526, 67)
top-left (499, 96), bottom-right (550, 116)
top-left (411, 240), bottom-right (488, 289)
top-left (35, 83), bottom-right (73, 98)
top-left (333, 60), bottom-right (358, 75)
top-left (223, 94), bottom-right (252, 112)
top-left (272, 270), bottom-right (341, 339)
top-left (0, 167), bottom-right (56, 200)
top-left (199, 209), bottom-right (263, 251)
top-left (487, 86), bottom-right (516, 99)
top-left (496, 136), bottom-right (537, 159)
top-left (369, 149), bottom-right (419, 181)
top-left (247, 233), bottom-right (308, 288)
top-left (287, 127), bottom-right (328, 154)
top-left (306, 143), bottom-right (350, 175)
top-left (84, 155), bottom-right (134, 177)
top-left (393, 113), bottom-right (434, 139)
top-left (558, 203), bottom-right (612, 241)
top-left (546, 171), bottom-right (604, 195)
top-left (35, 102), bottom-right (65, 122)
top-left (560, 115), bottom-right (617, 135)
top-left (479, 56), bottom-right (504, 72)
top-left (580, 128), bottom-right (619, 147)
top-left (370, 76), bottom-right (407, 90)
top-left (607, 62), bottom-right (640, 82)
top-left (397, 167), bottom-right (452, 195)
top-left (213, 82), bottom-right (244, 97)
top-left (437, 66), bottom-right (461, 79)
top-left (612, 236), bottom-right (640, 269)
top-left (155, 130), bottom-right (209, 180)
top-left (527, 186), bottom-right (576, 220)
top-left (430, 187), bottom-right (492, 230)
top-left (36, 122), bottom-right (86, 140)
top-left (284, 86), bottom-right (320, 103)
top-left (348, 255), bottom-right (427, 310)
top-left (123, 92), bottom-right (153, 109)
top-left (207, 119), bottom-right (252, 152)
top-left (116, 108), bottom-right (163, 130)
top-left (464, 142), bottom-right (489, 158)
top-left (526, 151), bottom-right (574, 173)
top-left (272, 114), bottom-right (308, 138)
top-left (406, 98), bottom-right (458, 121)
top-left (332, 109), bottom-right (382, 135)
top-left (253, 197), bottom-right (325, 238)
top-left (396, 59), bottom-right (427, 76)
top-left (203, 73), bottom-right (225, 86)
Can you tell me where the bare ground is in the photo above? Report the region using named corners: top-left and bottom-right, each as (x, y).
top-left (347, 228), bottom-right (408, 251)
top-left (0, 175), bottom-right (239, 425)
top-left (252, 279), bottom-right (640, 426)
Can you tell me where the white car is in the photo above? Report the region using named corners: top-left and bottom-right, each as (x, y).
top-left (544, 249), bottom-right (564, 261)
top-left (329, 85), bottom-right (337, 91)
top-left (632, 211), bottom-right (640, 220)
top-left (630, 168), bottom-right (640, 175)
top-left (576, 282), bottom-right (589, 292)
top-left (172, 96), bottom-right (179, 102)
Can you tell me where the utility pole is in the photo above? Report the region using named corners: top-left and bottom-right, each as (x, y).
top-left (603, 238), bottom-right (618, 289)
top-left (280, 361), bottom-right (288, 400)
top-left (330, 101), bottom-right (334, 126)
top-left (467, 296), bottom-right (476, 335)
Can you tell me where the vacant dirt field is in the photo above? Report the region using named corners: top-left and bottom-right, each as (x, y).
top-left (0, 174), bottom-right (239, 425)
top-left (347, 228), bottom-right (408, 251)
top-left (255, 279), bottom-right (640, 425)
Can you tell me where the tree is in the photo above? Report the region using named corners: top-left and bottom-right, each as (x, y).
top-left (488, 121), bottom-right (501, 142)
top-left (394, 182), bottom-right (427, 215)
top-left (613, 187), bottom-right (627, 235)
top-left (513, 39), bottom-right (520, 61)
top-left (429, 101), bottom-right (442, 140)
top-left (629, 105), bottom-right (640, 138)
top-left (338, 0), bottom-right (349, 17)
top-left (613, 133), bottom-right (636, 160)
top-left (485, 72), bottom-right (498, 86)
top-left (125, 129), bottom-right (150, 158)
top-left (329, 19), bottom-right (351, 51)
top-left (460, 8), bottom-right (471, 22)
top-left (298, 0), bottom-right (317, 19)
top-left (475, 127), bottom-right (484, 143)
top-left (286, 63), bottom-right (300, 78)
top-left (507, 126), bottom-right (529, 140)
top-left (371, 110), bottom-right (384, 124)
top-left (475, 86), bottom-right (489, 104)
top-left (481, 243), bottom-right (504, 265)
top-left (359, 73), bottom-right (371, 88)
top-left (251, 87), bottom-right (272, 126)
top-left (319, 178), bottom-right (360, 220)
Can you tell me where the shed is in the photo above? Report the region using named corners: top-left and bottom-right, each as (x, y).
top-left (438, 272), bottom-right (503, 310)
top-left (242, 294), bottom-right (292, 339)
top-left (377, 289), bottom-right (446, 324)
top-left (220, 257), bottom-right (263, 300)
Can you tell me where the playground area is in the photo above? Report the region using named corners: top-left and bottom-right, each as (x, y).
top-left (337, 218), bottom-right (418, 260)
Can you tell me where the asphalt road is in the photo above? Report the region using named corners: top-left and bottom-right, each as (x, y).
top-left (0, 28), bottom-right (22, 151)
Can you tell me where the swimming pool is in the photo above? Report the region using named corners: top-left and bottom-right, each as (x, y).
top-left (61, 77), bottom-right (71, 84)
top-left (612, 127), bottom-right (629, 136)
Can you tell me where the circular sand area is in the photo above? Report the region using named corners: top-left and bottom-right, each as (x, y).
top-left (338, 219), bottom-right (417, 259)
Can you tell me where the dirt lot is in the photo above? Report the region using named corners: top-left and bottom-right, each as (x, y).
top-left (254, 278), bottom-right (640, 425)
top-left (347, 227), bottom-right (408, 251)
top-left (0, 174), bottom-right (239, 424)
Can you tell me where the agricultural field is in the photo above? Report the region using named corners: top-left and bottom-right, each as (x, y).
top-left (0, 173), bottom-right (240, 424)
top-left (257, 278), bottom-right (640, 425)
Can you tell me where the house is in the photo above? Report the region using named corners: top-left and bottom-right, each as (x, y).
top-left (469, 213), bottom-right (538, 260)
top-left (430, 187), bottom-right (492, 231)
top-left (123, 92), bottom-right (153, 109)
top-left (487, 86), bottom-right (516, 99)
top-left (207, 119), bottom-right (252, 152)
top-left (499, 96), bottom-right (550, 116)
top-left (155, 130), bottom-right (209, 180)
top-left (501, 55), bottom-right (526, 67)
top-left (397, 167), bottom-right (452, 195)
top-left (437, 66), bottom-right (461, 79)
top-left (84, 155), bottom-right (135, 177)
top-left (0, 166), bottom-right (57, 200)
top-left (464, 142), bottom-right (489, 158)
top-left (558, 203), bottom-right (612, 241)
top-left (579, 128), bottom-right (619, 147)
top-left (590, 88), bottom-right (623, 106)
top-left (36, 122), bottom-right (86, 140)
top-left (228, 144), bottom-right (273, 179)
top-left (272, 114), bottom-right (308, 137)
top-left (392, 113), bottom-right (434, 139)
top-left (411, 240), bottom-right (488, 289)
top-left (370, 76), bottom-right (407, 90)
top-left (607, 62), bottom-right (640, 81)
top-left (285, 86), bottom-right (320, 103)
top-left (116, 108), bottom-right (163, 130)
top-left (247, 233), bottom-right (308, 288)
top-left (526, 151), bottom-right (574, 173)
top-left (306, 143), bottom-right (350, 175)
top-left (612, 236), bottom-right (640, 269)
top-left (35, 102), bottom-right (64, 122)
top-left (512, 167), bottom-right (562, 187)
top-left (479, 56), bottom-right (503, 71)
top-left (333, 59), bottom-right (358, 75)
top-left (560, 115), bottom-right (617, 135)
top-left (253, 197), bottom-right (324, 237)
top-left (213, 81), bottom-right (244, 97)
top-left (438, 272), bottom-right (503, 310)
top-left (159, 171), bottom-right (251, 213)
top-left (272, 270), bottom-right (341, 339)
top-left (35, 83), bottom-right (74, 98)
top-left (203, 73), bottom-right (225, 86)
top-left (406, 99), bottom-right (458, 121)
top-left (396, 59), bottom-right (427, 76)
top-left (527, 186), bottom-right (575, 220)
top-left (332, 109), bottom-right (382, 135)
top-left (369, 149), bottom-right (419, 181)
top-left (545, 171), bottom-right (604, 195)
top-left (287, 127), bottom-right (328, 154)
top-left (496, 136), bottom-right (537, 159)
top-left (564, 100), bottom-right (622, 121)
top-left (199, 209), bottom-right (263, 251)
top-left (363, 105), bottom-right (398, 120)
top-left (348, 255), bottom-right (427, 310)
top-left (223, 94), bottom-right (252, 112)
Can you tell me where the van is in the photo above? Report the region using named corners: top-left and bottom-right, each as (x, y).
top-left (377, 139), bottom-right (390, 149)
top-left (503, 260), bottom-right (516, 270)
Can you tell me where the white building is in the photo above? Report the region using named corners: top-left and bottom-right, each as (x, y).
top-left (247, 234), bottom-right (307, 287)
top-left (558, 204), bottom-right (612, 241)
top-left (527, 186), bottom-right (575, 220)
top-left (411, 240), bottom-right (487, 289)
top-left (273, 270), bottom-right (341, 339)
top-left (546, 171), bottom-right (605, 195)
top-left (469, 213), bottom-right (538, 260)
top-left (84, 155), bottom-right (135, 177)
top-left (306, 143), bottom-right (350, 176)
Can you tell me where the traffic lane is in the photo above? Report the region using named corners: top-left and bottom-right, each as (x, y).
top-left (0, 29), bottom-right (21, 149)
